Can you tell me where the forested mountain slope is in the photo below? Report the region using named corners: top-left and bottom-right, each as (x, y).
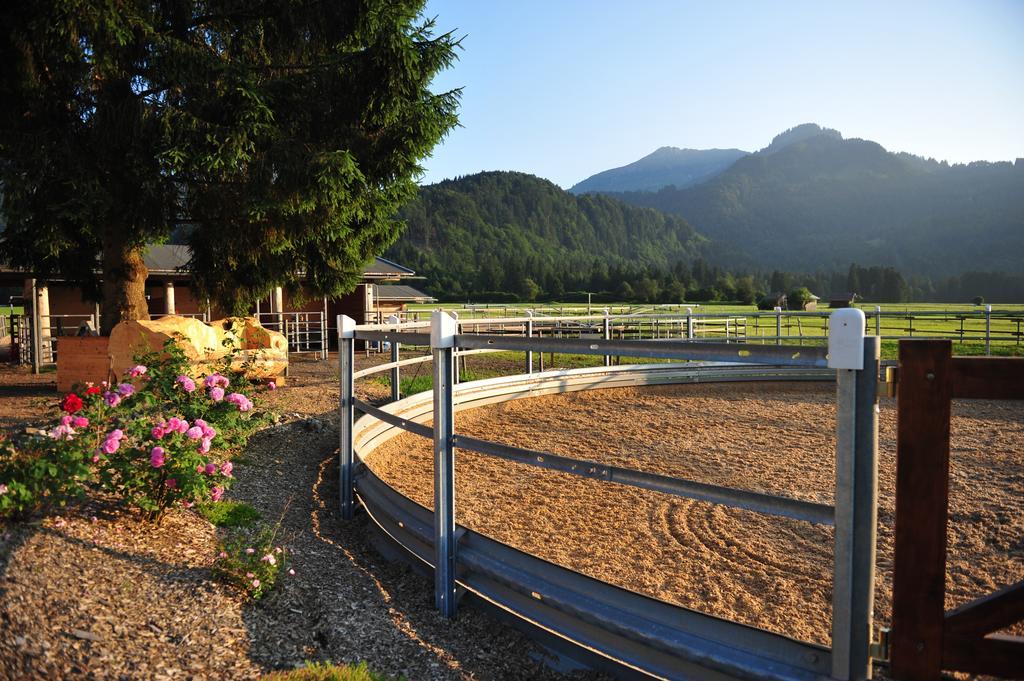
top-left (388, 171), bottom-right (706, 298)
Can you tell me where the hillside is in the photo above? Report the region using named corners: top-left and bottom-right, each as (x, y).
top-left (604, 125), bottom-right (1024, 275)
top-left (569, 146), bottom-right (747, 194)
top-left (389, 171), bottom-right (706, 299)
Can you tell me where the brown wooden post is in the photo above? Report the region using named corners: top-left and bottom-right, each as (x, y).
top-left (891, 340), bottom-right (953, 681)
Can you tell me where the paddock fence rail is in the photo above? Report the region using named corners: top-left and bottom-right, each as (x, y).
top-left (338, 308), bottom-right (883, 681)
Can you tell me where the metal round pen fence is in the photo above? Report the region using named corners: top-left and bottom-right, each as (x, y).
top-left (337, 311), bottom-right (882, 681)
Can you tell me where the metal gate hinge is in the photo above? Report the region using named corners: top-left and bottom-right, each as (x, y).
top-left (869, 627), bottom-right (891, 661)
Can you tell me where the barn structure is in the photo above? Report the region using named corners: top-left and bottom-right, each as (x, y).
top-left (0, 244), bottom-right (432, 362)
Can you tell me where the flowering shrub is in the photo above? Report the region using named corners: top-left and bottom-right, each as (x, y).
top-left (0, 335), bottom-right (273, 521)
top-left (213, 521), bottom-right (293, 599)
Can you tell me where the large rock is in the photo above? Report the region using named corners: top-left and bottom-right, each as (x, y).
top-left (108, 316), bottom-right (287, 384)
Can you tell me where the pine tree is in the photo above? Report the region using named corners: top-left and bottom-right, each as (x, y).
top-left (0, 1), bottom-right (460, 332)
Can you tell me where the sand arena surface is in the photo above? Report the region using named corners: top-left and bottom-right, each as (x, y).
top-left (366, 381), bottom-right (1024, 646)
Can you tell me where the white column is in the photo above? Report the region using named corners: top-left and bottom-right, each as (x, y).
top-left (37, 282), bottom-right (51, 359)
top-left (164, 281), bottom-right (176, 315)
top-left (273, 286), bottom-right (284, 330)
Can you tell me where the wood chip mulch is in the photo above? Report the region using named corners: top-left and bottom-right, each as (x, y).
top-left (0, 355), bottom-right (607, 680)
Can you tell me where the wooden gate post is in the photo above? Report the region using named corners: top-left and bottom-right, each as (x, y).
top-left (891, 340), bottom-right (952, 681)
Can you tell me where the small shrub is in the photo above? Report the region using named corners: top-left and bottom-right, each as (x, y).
top-left (213, 518), bottom-right (292, 599)
top-left (197, 500), bottom-right (261, 527)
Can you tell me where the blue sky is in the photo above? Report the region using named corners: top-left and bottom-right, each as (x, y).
top-left (419, 0), bottom-right (1024, 188)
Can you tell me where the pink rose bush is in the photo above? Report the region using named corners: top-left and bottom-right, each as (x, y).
top-left (1, 336), bottom-right (270, 521)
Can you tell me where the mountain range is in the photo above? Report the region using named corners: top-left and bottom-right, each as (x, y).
top-left (579, 124), bottom-right (1024, 275)
top-left (389, 123), bottom-right (1023, 300)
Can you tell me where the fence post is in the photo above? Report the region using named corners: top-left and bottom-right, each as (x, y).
top-left (686, 306), bottom-right (694, 340)
top-left (526, 310), bottom-right (534, 374)
top-left (774, 307), bottom-right (782, 346)
top-left (431, 311), bottom-right (458, 618)
top-left (829, 309), bottom-right (879, 681)
top-left (451, 311), bottom-right (460, 385)
top-left (338, 315), bottom-right (356, 520)
top-left (603, 308), bottom-right (611, 367)
top-left (387, 314), bottom-right (401, 401)
top-left (985, 305), bottom-right (992, 355)
top-left (875, 306), bottom-right (881, 337)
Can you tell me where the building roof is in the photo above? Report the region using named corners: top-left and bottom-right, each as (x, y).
top-left (374, 284), bottom-right (435, 302)
top-left (3, 243), bottom-right (414, 280)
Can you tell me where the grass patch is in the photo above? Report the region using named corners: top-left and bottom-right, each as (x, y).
top-left (196, 500), bottom-right (261, 527)
top-left (264, 661), bottom-right (400, 681)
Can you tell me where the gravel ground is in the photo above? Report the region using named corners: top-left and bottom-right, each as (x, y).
top-left (0, 355), bottom-right (606, 680)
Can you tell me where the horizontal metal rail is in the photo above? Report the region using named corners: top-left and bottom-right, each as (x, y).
top-left (353, 398), bottom-right (433, 439)
top-left (452, 433), bottom-right (835, 525)
top-left (455, 334), bottom-right (830, 367)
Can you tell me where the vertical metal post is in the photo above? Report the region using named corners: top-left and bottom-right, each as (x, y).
top-left (830, 308), bottom-right (879, 681)
top-left (338, 315), bottom-right (356, 520)
top-left (603, 308), bottom-right (611, 367)
top-left (431, 311), bottom-right (458, 618)
top-left (526, 310), bottom-right (534, 374)
top-left (875, 306), bottom-right (881, 337)
top-left (387, 314), bottom-right (401, 402)
top-left (686, 307), bottom-right (694, 340)
top-left (451, 312), bottom-right (460, 385)
top-left (985, 304), bottom-right (992, 355)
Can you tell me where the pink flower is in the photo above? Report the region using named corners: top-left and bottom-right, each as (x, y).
top-left (73, 416), bottom-right (89, 428)
top-left (288, 569), bottom-right (295, 576)
top-left (116, 383), bottom-right (135, 396)
top-left (204, 373), bottom-right (230, 389)
top-left (109, 429), bottom-right (125, 441)
top-left (104, 391), bottom-right (121, 407)
top-left (205, 462), bottom-right (217, 475)
top-left (267, 381), bottom-right (277, 391)
top-left (198, 438), bottom-right (211, 455)
top-left (261, 554), bottom-right (276, 566)
top-left (181, 500), bottom-right (194, 509)
top-left (0, 484), bottom-right (8, 495)
top-left (101, 437), bottom-right (119, 454)
top-left (175, 375), bottom-right (196, 393)
top-left (208, 386), bottom-right (225, 402)
top-left (175, 419), bottom-right (189, 434)
top-left (251, 579), bottom-right (260, 588)
top-left (225, 393), bottom-right (252, 412)
top-left (60, 415), bottom-right (73, 426)
top-left (164, 478), bottom-right (177, 489)
top-left (128, 365), bottom-right (147, 378)
top-left (194, 419), bottom-right (207, 428)
top-left (91, 455), bottom-right (100, 463)
top-left (186, 426), bottom-right (204, 440)
top-left (245, 548), bottom-right (255, 555)
top-left (219, 462), bottom-right (233, 477)
top-left (151, 426), bottom-right (165, 440)
top-left (50, 424), bottom-right (75, 440)
top-left (196, 463), bottom-right (205, 474)
top-left (219, 552), bottom-right (228, 559)
top-left (210, 486), bottom-right (224, 502)
top-left (274, 547), bottom-right (282, 554)
top-left (150, 447), bottom-right (165, 468)
top-left (245, 572), bottom-right (255, 578)
top-left (201, 425), bottom-right (216, 439)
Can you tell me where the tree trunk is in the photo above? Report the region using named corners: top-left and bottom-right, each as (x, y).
top-left (101, 237), bottom-right (150, 335)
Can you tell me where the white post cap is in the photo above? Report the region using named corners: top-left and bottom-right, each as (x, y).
top-left (386, 314), bottom-right (401, 326)
top-left (431, 310), bottom-right (458, 349)
top-left (338, 314), bottom-right (357, 339)
top-left (828, 308), bottom-right (866, 370)
top-left (774, 306), bottom-right (782, 312)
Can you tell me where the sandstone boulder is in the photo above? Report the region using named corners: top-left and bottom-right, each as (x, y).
top-left (108, 316), bottom-right (287, 384)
